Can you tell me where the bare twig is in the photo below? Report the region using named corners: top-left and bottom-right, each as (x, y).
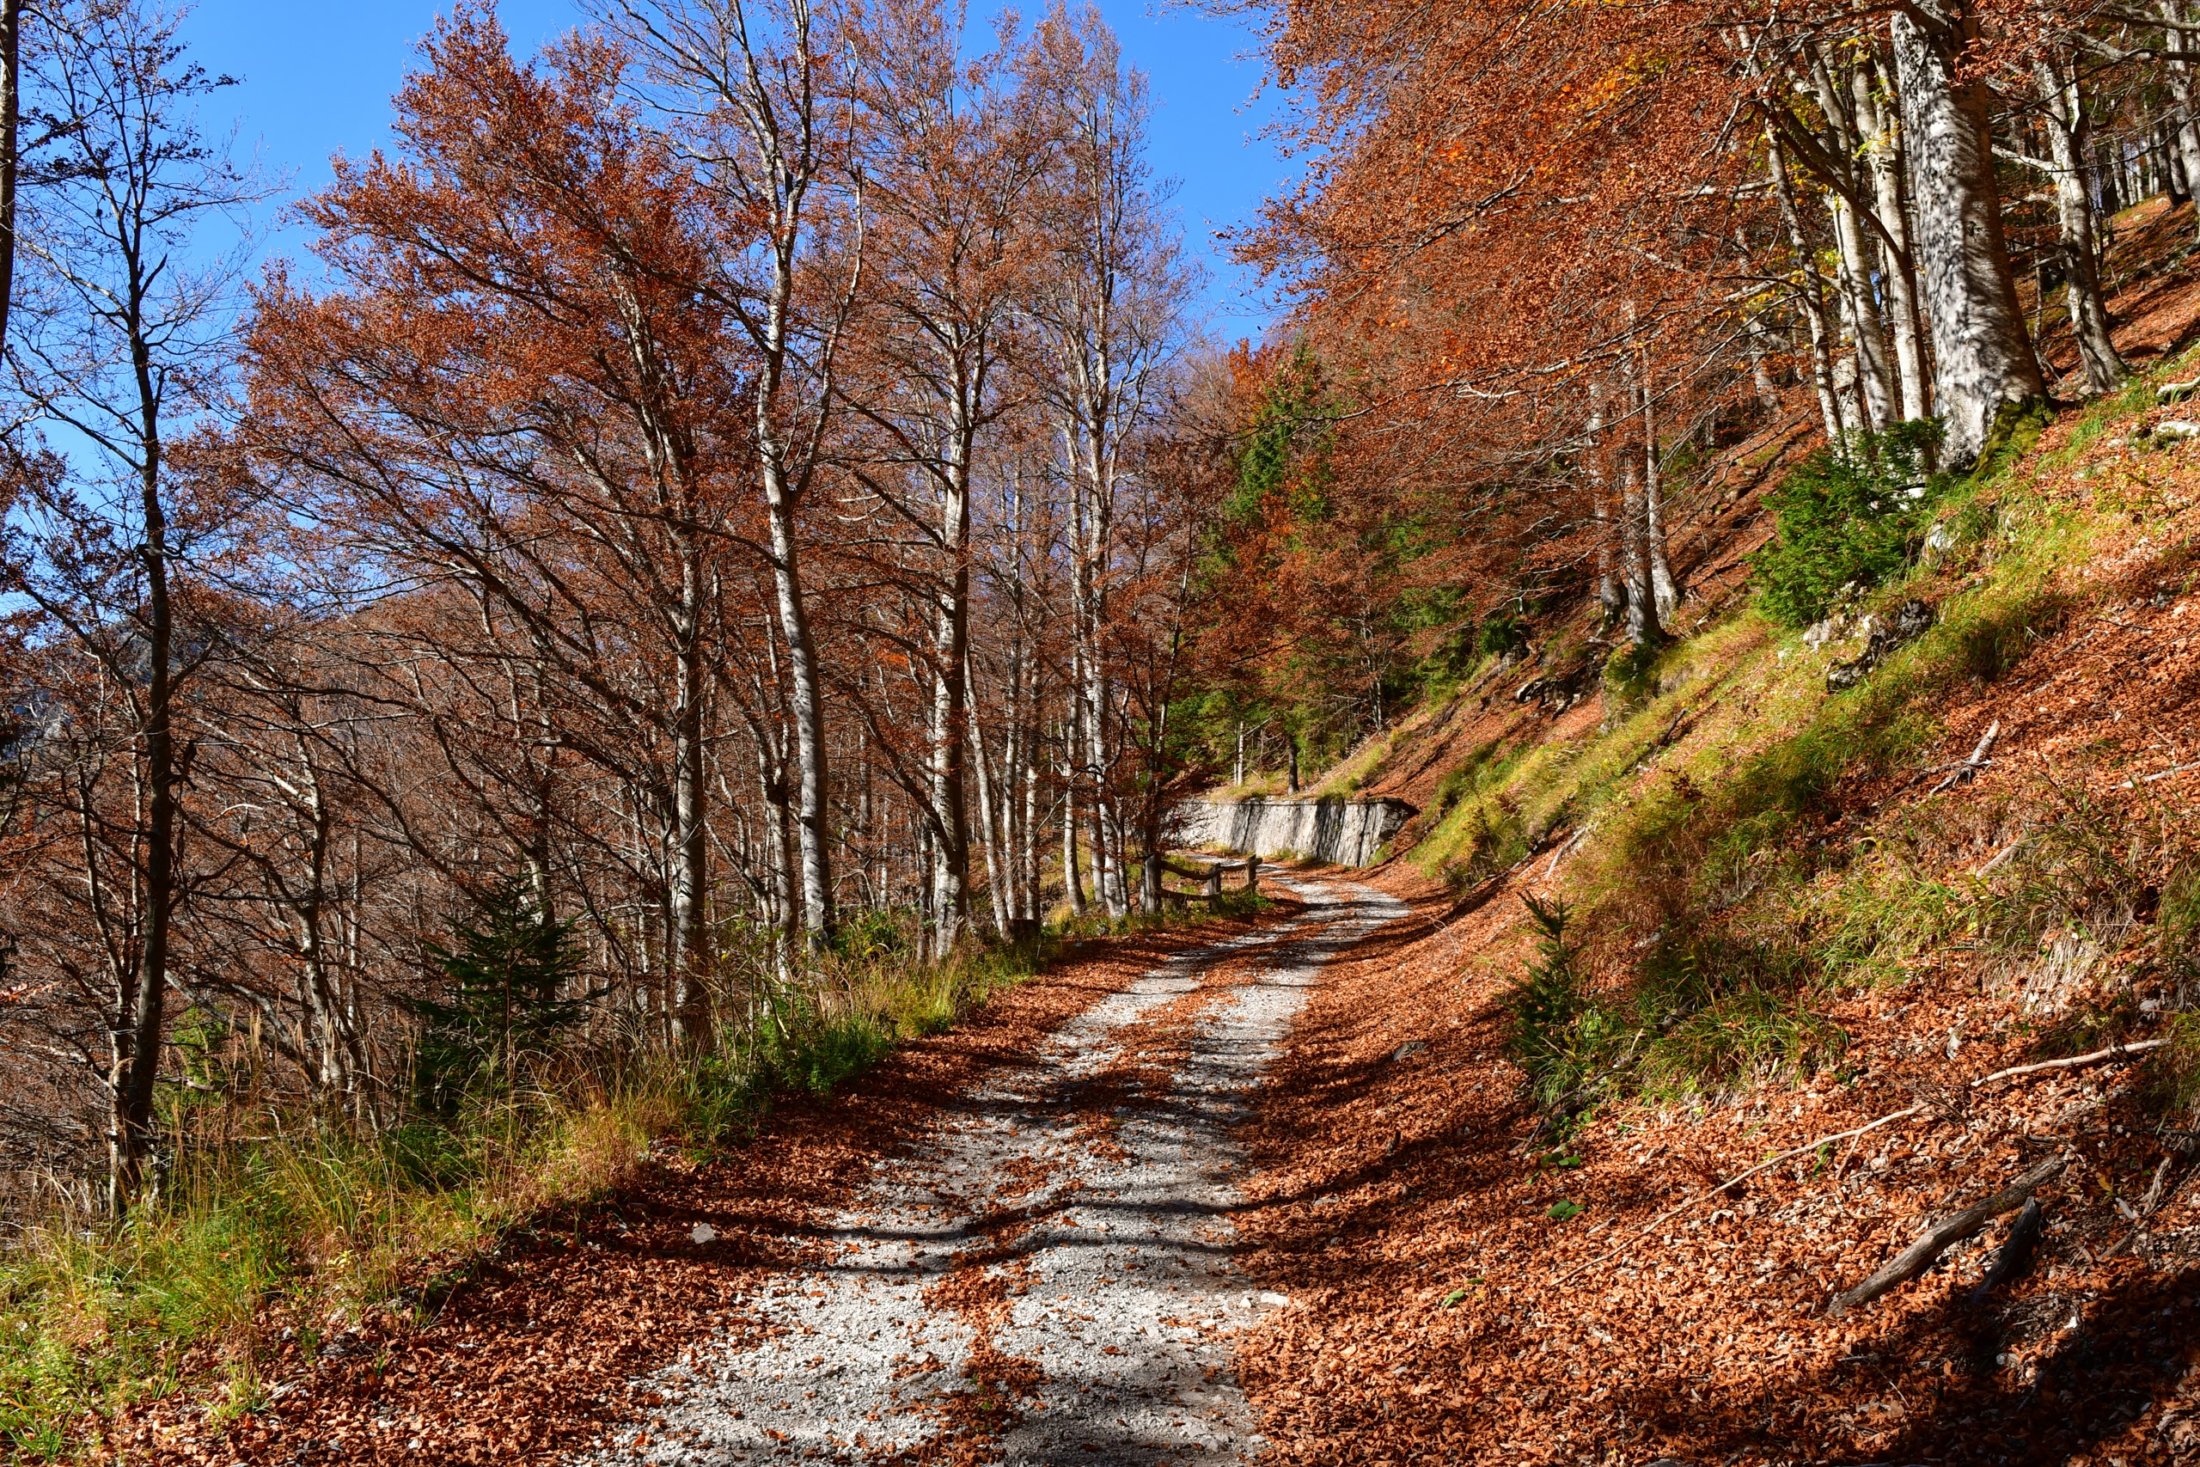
top-left (1969, 1038), bottom-right (2167, 1087)
top-left (1971, 837), bottom-right (2025, 879)
top-left (1542, 825), bottom-right (1593, 880)
top-left (1551, 1104), bottom-right (1926, 1285)
top-left (1928, 721), bottom-right (2002, 796)
top-left (2118, 763), bottom-right (2200, 789)
top-left (2106, 1151), bottom-right (2195, 1259)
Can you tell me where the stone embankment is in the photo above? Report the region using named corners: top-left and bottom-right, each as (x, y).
top-left (1173, 795), bottom-right (1414, 868)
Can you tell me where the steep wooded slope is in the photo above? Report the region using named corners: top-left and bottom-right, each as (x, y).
top-left (1219, 202), bottom-right (2200, 1466)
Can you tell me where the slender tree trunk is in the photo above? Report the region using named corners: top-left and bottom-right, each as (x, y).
top-left (2163, 3), bottom-right (2200, 236)
top-left (1807, 54), bottom-right (1898, 430)
top-left (1854, 56), bottom-right (1931, 422)
top-left (760, 742), bottom-right (793, 935)
top-left (1137, 707), bottom-right (1168, 916)
top-left (1827, 190), bottom-right (1898, 431)
top-left (292, 749), bottom-right (354, 1100)
top-left (970, 709), bottom-right (1010, 941)
top-left (927, 502), bottom-right (972, 955)
top-left (1020, 733), bottom-right (1042, 930)
top-left (2037, 60), bottom-right (2129, 393)
top-left (1769, 128), bottom-right (1848, 444)
top-left (669, 577), bottom-right (711, 1046)
top-left (1892, 1), bottom-right (2047, 462)
top-left (1743, 304), bottom-right (1783, 412)
top-left (1061, 725), bottom-right (1088, 918)
top-left (760, 479), bottom-right (832, 951)
top-left (1585, 385), bottom-right (1625, 622)
top-left (113, 371), bottom-right (172, 1210)
top-left (1637, 354), bottom-right (1682, 620)
top-left (1075, 506), bottom-right (1126, 919)
top-left (1618, 437), bottom-right (1665, 649)
top-left (0, 0), bottom-right (21, 361)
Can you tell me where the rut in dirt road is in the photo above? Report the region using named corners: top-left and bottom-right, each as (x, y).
top-left (579, 876), bottom-right (1403, 1466)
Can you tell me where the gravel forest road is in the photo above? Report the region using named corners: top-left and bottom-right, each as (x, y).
top-left (579, 875), bottom-right (1404, 1467)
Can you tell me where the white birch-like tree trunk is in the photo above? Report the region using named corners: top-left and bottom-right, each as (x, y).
top-left (1852, 56), bottom-right (1931, 422)
top-left (1891, 1), bottom-right (2047, 463)
top-left (2161, 3), bottom-right (2200, 239)
top-left (2035, 59), bottom-right (2129, 394)
top-left (1768, 128), bottom-right (1849, 444)
top-left (1638, 355), bottom-right (1683, 620)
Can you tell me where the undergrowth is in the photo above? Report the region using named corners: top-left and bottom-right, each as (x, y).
top-left (1753, 421), bottom-right (1950, 630)
top-left (1505, 896), bottom-right (1843, 1131)
top-left (1485, 359), bottom-right (2189, 1125)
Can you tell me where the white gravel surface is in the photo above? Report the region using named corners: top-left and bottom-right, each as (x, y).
top-left (580, 875), bottom-right (1404, 1466)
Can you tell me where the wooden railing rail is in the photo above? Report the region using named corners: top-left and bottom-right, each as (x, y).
top-left (1154, 853), bottom-right (1262, 904)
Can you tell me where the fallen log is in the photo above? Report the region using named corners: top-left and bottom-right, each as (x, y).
top-left (1831, 1154), bottom-right (2068, 1316)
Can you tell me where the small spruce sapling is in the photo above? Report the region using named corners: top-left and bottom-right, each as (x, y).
top-left (1506, 895), bottom-right (1592, 1112)
top-left (412, 880), bottom-right (586, 1114)
top-left (1753, 421), bottom-right (1950, 630)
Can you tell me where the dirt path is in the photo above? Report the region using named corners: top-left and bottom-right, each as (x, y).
top-left (579, 875), bottom-right (1403, 1467)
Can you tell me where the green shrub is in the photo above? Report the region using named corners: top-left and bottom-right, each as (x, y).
top-left (1636, 958), bottom-right (1844, 1095)
top-left (832, 906), bottom-right (914, 962)
top-left (773, 1011), bottom-right (894, 1094)
top-left (1430, 739), bottom-right (1513, 817)
top-left (1754, 422), bottom-right (1949, 629)
top-left (1602, 640), bottom-right (1662, 704)
top-left (1505, 897), bottom-right (1617, 1117)
top-left (676, 1053), bottom-right (767, 1145)
top-left (2160, 863), bottom-right (2200, 1006)
top-left (386, 1120), bottom-right (483, 1189)
top-left (1478, 608), bottom-right (1528, 659)
top-left (1439, 796), bottom-right (1528, 892)
top-left (1974, 784), bottom-right (2150, 960)
top-left (1504, 893), bottom-right (1845, 1124)
top-left (2148, 1012), bottom-right (2200, 1119)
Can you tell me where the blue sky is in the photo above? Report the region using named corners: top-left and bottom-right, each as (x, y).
top-left (183, 0), bottom-right (1291, 344)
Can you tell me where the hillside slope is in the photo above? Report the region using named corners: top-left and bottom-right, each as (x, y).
top-left (1222, 204), bottom-right (2200, 1464)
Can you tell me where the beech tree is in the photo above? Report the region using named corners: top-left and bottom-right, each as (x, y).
top-left (1192, 0), bottom-right (2200, 771)
top-left (0, 0), bottom-right (1202, 1211)
top-left (0, 0), bottom-right (262, 1206)
top-left (2024, 54), bottom-right (2130, 393)
top-left (609, 0), bottom-right (859, 953)
top-left (834, 0), bottom-right (1046, 955)
top-left (252, 12), bottom-right (758, 1044)
top-left (1890, 0), bottom-right (2048, 459)
top-left (1023, 3), bottom-right (1185, 918)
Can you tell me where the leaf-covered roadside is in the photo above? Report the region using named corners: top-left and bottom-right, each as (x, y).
top-left (51, 907), bottom-right (1274, 1465)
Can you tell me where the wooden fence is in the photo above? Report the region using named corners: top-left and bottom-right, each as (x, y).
top-left (1154, 853), bottom-right (1262, 907)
